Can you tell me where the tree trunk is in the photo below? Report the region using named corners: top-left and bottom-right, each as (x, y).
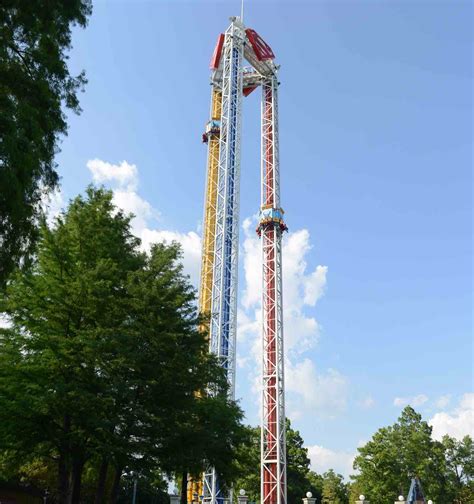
top-left (58, 450), bottom-right (69, 504)
top-left (94, 457), bottom-right (109, 504)
top-left (110, 466), bottom-right (122, 504)
top-left (58, 415), bottom-right (71, 504)
top-left (180, 471), bottom-right (188, 504)
top-left (69, 457), bottom-right (85, 504)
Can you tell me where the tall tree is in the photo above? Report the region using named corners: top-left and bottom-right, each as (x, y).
top-left (233, 425), bottom-right (260, 502)
top-left (321, 469), bottom-right (348, 504)
top-left (286, 420), bottom-right (318, 504)
top-left (164, 393), bottom-right (247, 504)
top-left (442, 435), bottom-right (474, 503)
top-left (0, 187), bottom-right (145, 503)
top-left (0, 0), bottom-right (92, 285)
top-left (352, 407), bottom-right (452, 503)
top-left (0, 187), bottom-right (245, 504)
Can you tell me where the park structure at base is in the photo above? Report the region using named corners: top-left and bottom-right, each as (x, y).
top-left (406, 477), bottom-right (427, 504)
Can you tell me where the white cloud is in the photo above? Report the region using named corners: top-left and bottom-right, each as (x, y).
top-left (41, 187), bottom-right (65, 226)
top-left (240, 221), bottom-right (328, 355)
top-left (236, 355), bottom-right (251, 369)
top-left (86, 159), bottom-right (201, 286)
top-left (112, 188), bottom-right (157, 235)
top-left (141, 229), bottom-right (201, 286)
top-left (0, 314), bottom-right (11, 329)
top-left (393, 394), bottom-right (429, 407)
top-left (429, 393), bottom-right (474, 441)
top-left (303, 265), bottom-right (328, 306)
top-left (286, 359), bottom-right (349, 416)
top-left (237, 217), bottom-right (344, 419)
top-left (435, 394), bottom-right (451, 409)
top-left (86, 159), bottom-right (159, 236)
top-left (87, 159), bottom-right (138, 188)
top-left (359, 396), bottom-right (375, 409)
top-left (241, 217), bottom-right (261, 309)
top-left (307, 444), bottom-right (355, 479)
top-left (283, 230), bottom-right (327, 353)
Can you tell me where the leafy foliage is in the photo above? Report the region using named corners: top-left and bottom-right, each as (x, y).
top-left (352, 407), bottom-right (473, 504)
top-left (233, 425), bottom-right (260, 502)
top-left (234, 420), bottom-right (326, 503)
top-left (0, 0), bottom-right (92, 285)
top-left (286, 421), bottom-right (320, 504)
top-left (321, 469), bottom-right (348, 504)
top-left (0, 187), bottom-right (245, 503)
top-left (442, 435), bottom-right (474, 503)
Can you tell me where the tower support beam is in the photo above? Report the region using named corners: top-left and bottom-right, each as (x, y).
top-left (259, 77), bottom-right (287, 504)
top-left (203, 17), bottom-right (245, 504)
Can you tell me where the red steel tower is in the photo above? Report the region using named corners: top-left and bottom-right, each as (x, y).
top-left (257, 76), bottom-right (287, 504)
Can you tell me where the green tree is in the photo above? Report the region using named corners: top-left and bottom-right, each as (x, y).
top-left (442, 435), bottom-right (474, 503)
top-left (234, 426), bottom-right (260, 502)
top-left (348, 480), bottom-right (365, 504)
top-left (352, 407), bottom-right (451, 504)
top-left (321, 469), bottom-right (348, 504)
top-left (0, 187), bottom-right (245, 504)
top-left (286, 420), bottom-right (318, 504)
top-left (161, 392), bottom-right (247, 504)
top-left (0, 0), bottom-right (92, 285)
top-left (307, 470), bottom-right (324, 501)
top-left (116, 470), bottom-right (169, 504)
top-left (234, 420), bottom-right (323, 503)
top-left (0, 187), bottom-right (148, 502)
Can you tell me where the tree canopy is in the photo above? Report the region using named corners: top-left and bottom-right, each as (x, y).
top-left (321, 469), bottom-right (348, 504)
top-left (0, 187), bottom-right (245, 504)
top-left (0, 0), bottom-right (92, 285)
top-left (352, 406), bottom-right (474, 504)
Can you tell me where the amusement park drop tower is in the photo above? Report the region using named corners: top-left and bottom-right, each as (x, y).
top-left (197, 15), bottom-right (287, 504)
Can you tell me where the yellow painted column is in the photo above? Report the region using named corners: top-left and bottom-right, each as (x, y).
top-left (187, 88), bottom-right (222, 504)
top-left (198, 88), bottom-right (222, 322)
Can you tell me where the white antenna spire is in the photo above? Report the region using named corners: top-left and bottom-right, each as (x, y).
top-left (241, 0), bottom-right (244, 22)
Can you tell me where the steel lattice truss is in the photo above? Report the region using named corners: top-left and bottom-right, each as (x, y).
top-left (197, 16), bottom-right (286, 504)
top-left (259, 77), bottom-right (287, 504)
top-left (209, 19), bottom-right (244, 400)
top-left (199, 89), bottom-right (222, 318)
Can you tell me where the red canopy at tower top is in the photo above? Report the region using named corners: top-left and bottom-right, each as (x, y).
top-left (209, 28), bottom-right (275, 70)
top-left (209, 33), bottom-right (225, 69)
top-left (245, 28), bottom-right (275, 61)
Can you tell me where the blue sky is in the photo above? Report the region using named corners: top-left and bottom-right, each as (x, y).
top-left (52, 0), bottom-right (472, 478)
